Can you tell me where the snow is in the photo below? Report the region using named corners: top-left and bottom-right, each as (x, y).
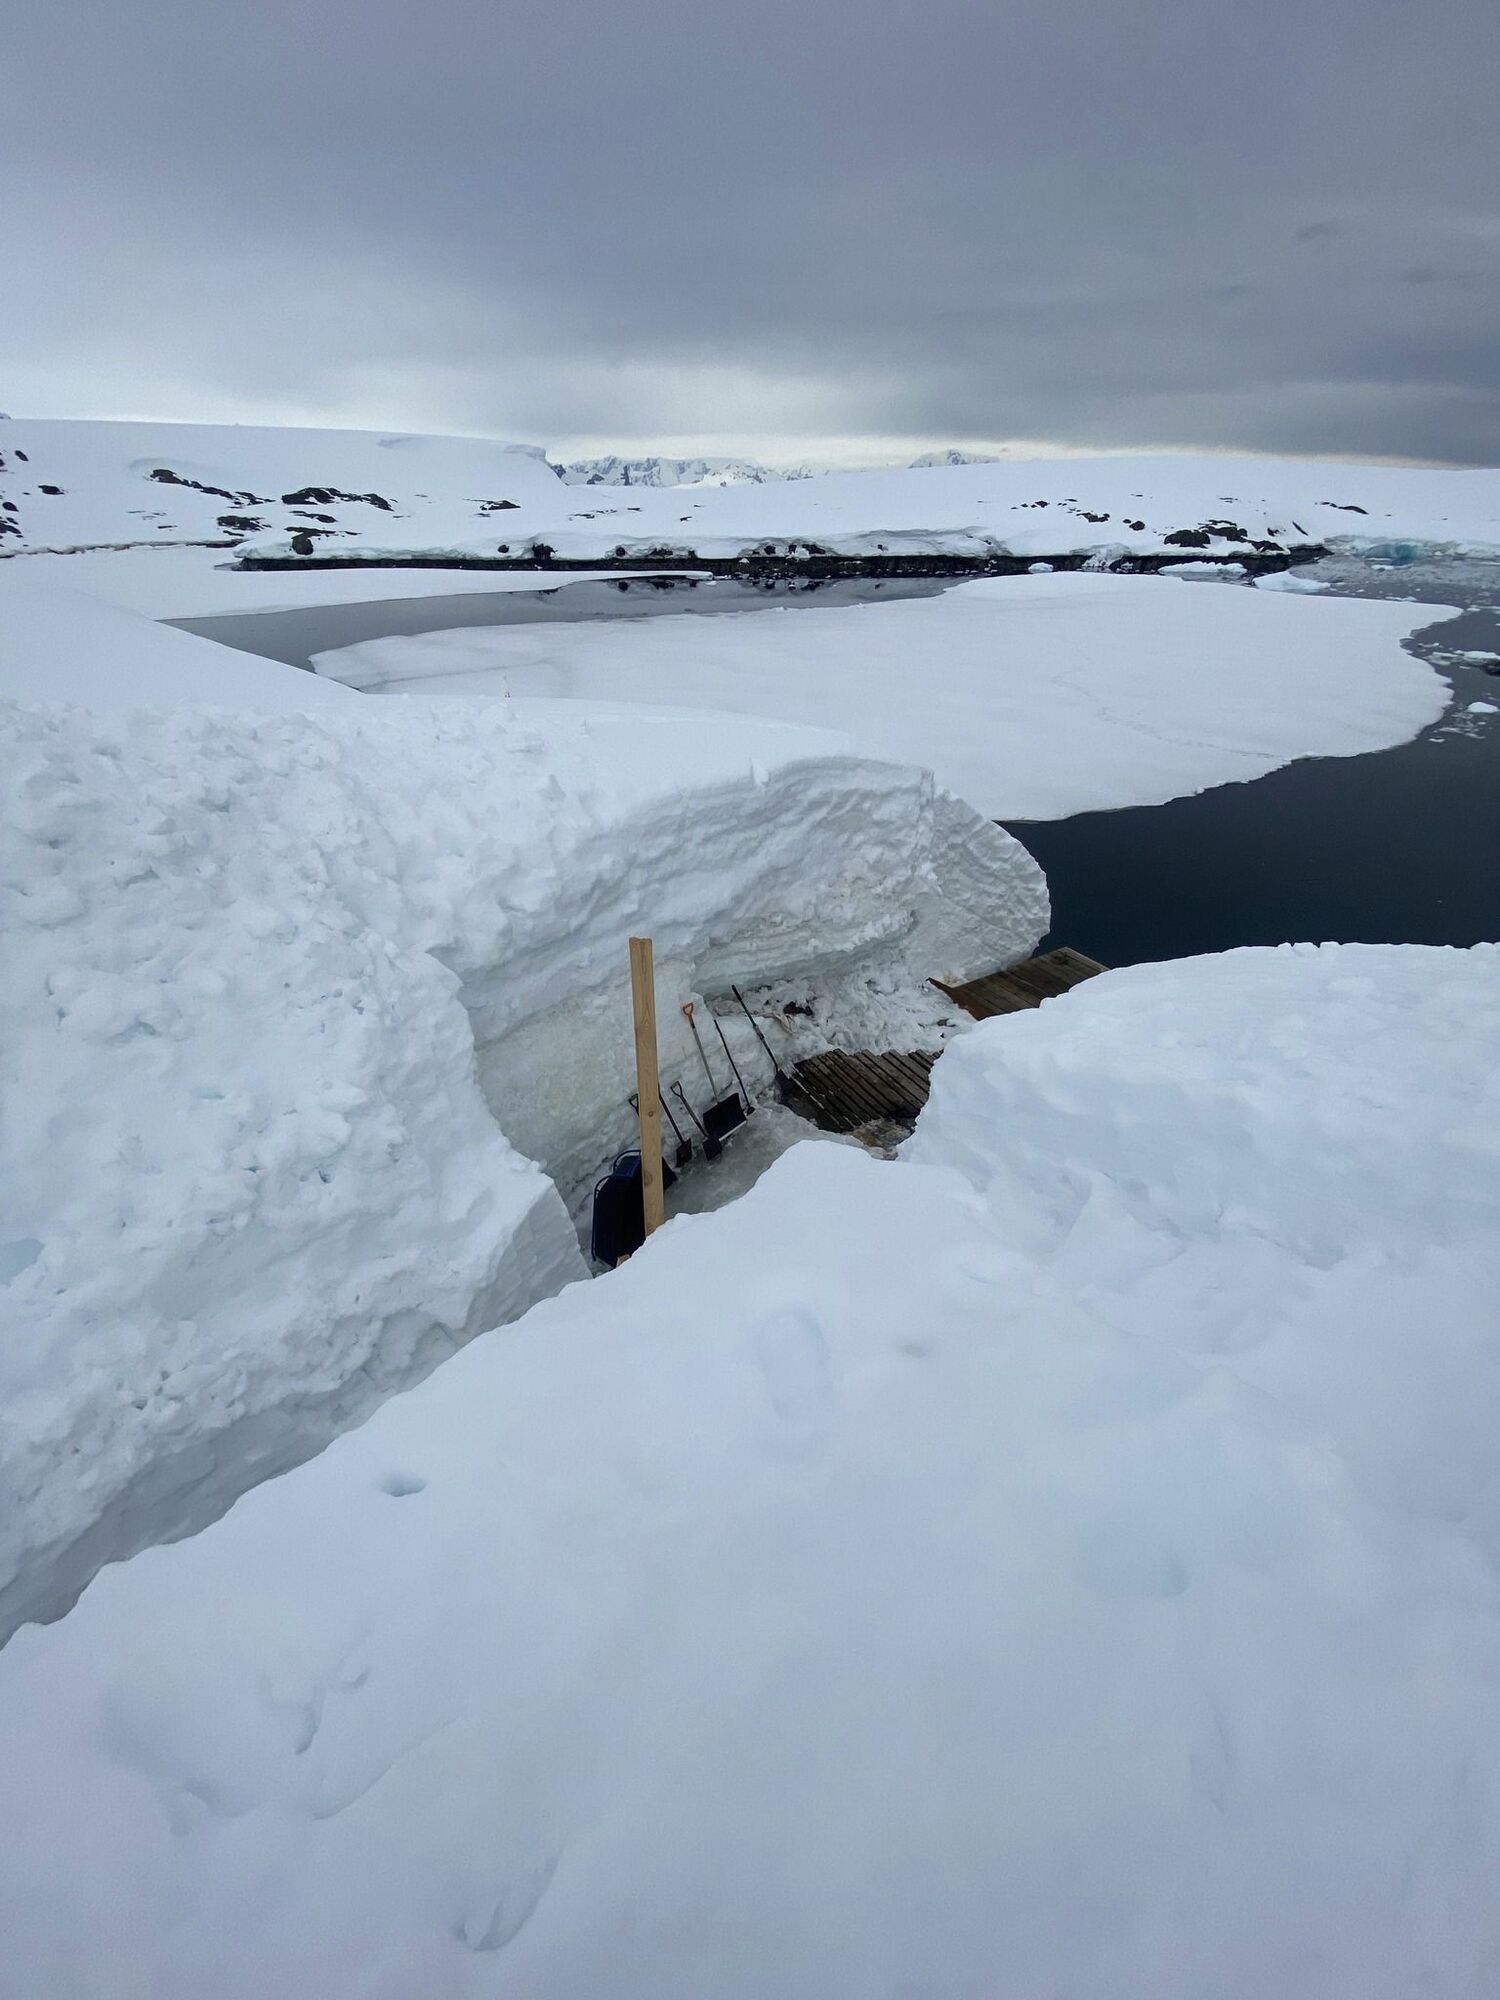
top-left (8, 544), bottom-right (678, 619)
top-left (8, 422), bottom-right (1500, 586)
top-left (559, 454), bottom-right (807, 488)
top-left (1253, 568), bottom-right (1332, 592)
top-left (315, 572), bottom-right (1451, 819)
top-left (0, 568), bottom-right (356, 712)
top-left (0, 662), bottom-right (1044, 1640)
top-left (239, 447), bottom-right (1500, 567)
top-left (1, 942), bottom-right (1497, 1997)
top-left (0, 418), bottom-right (562, 555)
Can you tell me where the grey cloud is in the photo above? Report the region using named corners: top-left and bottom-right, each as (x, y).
top-left (3, 0), bottom-right (1498, 462)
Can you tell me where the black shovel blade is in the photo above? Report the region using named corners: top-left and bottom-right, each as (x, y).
top-left (702, 1093), bottom-right (748, 1141)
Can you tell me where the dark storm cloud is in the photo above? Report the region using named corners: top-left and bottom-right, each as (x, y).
top-left (4, 0), bottom-right (1498, 461)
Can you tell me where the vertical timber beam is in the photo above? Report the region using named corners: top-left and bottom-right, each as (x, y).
top-left (628, 936), bottom-right (666, 1240)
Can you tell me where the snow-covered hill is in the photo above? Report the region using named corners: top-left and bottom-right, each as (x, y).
top-left (0, 418), bottom-right (562, 558)
top-left (907, 447), bottom-right (1001, 469)
top-left (9, 420), bottom-right (1499, 592)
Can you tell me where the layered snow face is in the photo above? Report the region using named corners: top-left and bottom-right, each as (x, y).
top-left (316, 573), bottom-right (1450, 818)
top-left (1, 945), bottom-right (1496, 1997)
top-left (0, 684), bottom-right (1045, 1641)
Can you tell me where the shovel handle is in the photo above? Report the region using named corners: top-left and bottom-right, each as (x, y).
top-left (731, 985), bottom-right (790, 1084)
top-left (712, 1010), bottom-right (752, 1104)
top-left (682, 1001), bottom-right (722, 1099)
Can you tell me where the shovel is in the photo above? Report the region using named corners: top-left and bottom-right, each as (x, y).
top-left (671, 1080), bottom-right (723, 1161)
top-left (631, 1090), bottom-right (691, 1169)
top-left (730, 983), bottom-right (838, 1128)
top-left (682, 1001), bottom-right (747, 1142)
top-left (731, 984), bottom-right (796, 1094)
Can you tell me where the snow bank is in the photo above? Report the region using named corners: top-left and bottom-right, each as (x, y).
top-left (1, 944), bottom-right (1497, 1997)
top-left (316, 572), bottom-right (1450, 818)
top-left (906, 944), bottom-right (1500, 1551)
top-left (0, 683), bottom-right (1044, 1640)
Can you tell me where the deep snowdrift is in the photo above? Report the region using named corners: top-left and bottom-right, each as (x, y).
top-left (316, 573), bottom-right (1451, 818)
top-left (1, 944), bottom-right (1496, 1997)
top-left (0, 669), bottom-right (1044, 1641)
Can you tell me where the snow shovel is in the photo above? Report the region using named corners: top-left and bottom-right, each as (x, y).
top-left (631, 1090), bottom-right (692, 1170)
top-left (671, 1079), bottom-right (723, 1161)
top-left (711, 1009), bottom-right (755, 1116)
top-left (730, 984), bottom-right (837, 1127)
top-left (682, 1001), bottom-right (747, 1142)
top-left (731, 984), bottom-right (795, 1095)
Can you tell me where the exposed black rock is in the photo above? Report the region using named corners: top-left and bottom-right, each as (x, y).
top-left (39, 484), bottom-right (64, 496)
top-left (216, 514), bottom-right (267, 533)
top-left (1163, 528), bottom-right (1212, 549)
top-left (149, 467), bottom-right (267, 506)
top-left (280, 485), bottom-right (393, 511)
top-left (240, 543), bottom-right (1324, 583)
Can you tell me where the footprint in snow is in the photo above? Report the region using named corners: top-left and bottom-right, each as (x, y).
top-left (754, 1303), bottom-right (837, 1454)
top-left (453, 1853), bottom-right (559, 1952)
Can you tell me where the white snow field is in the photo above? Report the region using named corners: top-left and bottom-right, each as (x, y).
top-left (0, 944), bottom-right (1496, 1998)
top-left (6, 420), bottom-right (1500, 608)
top-left (0, 589), bottom-right (1046, 1641)
top-left (316, 573), bottom-right (1451, 819)
top-left (0, 569), bottom-right (360, 712)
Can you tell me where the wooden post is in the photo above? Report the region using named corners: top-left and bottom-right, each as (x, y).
top-left (628, 936), bottom-right (666, 1240)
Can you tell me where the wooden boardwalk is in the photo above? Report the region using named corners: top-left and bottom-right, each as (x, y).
top-left (787, 947), bottom-right (1106, 1136)
top-left (786, 1048), bottom-right (938, 1136)
top-left (932, 945), bottom-right (1107, 1020)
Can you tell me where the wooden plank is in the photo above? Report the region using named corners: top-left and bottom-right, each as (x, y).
top-left (814, 1051), bottom-right (895, 1123)
top-left (934, 945), bottom-right (1108, 1021)
top-left (628, 936), bottom-right (665, 1239)
top-left (789, 1047), bottom-right (938, 1134)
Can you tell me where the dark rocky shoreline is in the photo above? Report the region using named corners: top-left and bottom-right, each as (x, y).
top-left (237, 543), bottom-right (1325, 582)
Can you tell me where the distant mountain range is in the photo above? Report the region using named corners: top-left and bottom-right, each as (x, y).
top-left (556, 455), bottom-right (815, 489)
top-left (555, 450), bottom-right (1001, 488)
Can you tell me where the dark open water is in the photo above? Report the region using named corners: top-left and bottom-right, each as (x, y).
top-left (1006, 556), bottom-right (1500, 962)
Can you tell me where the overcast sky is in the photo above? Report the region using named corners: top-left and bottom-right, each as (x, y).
top-left (5, 0), bottom-right (1498, 465)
